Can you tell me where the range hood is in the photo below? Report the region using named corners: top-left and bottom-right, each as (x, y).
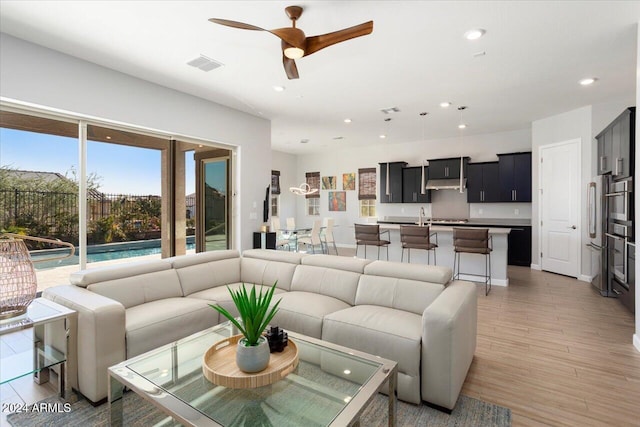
top-left (425, 178), bottom-right (467, 190)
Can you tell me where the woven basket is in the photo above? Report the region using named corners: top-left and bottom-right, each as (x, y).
top-left (0, 238), bottom-right (37, 319)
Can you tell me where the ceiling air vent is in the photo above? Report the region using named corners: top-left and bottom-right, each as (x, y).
top-left (187, 55), bottom-right (224, 72)
top-left (380, 107), bottom-right (400, 114)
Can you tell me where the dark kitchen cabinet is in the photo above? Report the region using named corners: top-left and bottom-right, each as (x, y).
top-left (427, 157), bottom-right (469, 179)
top-left (498, 152), bottom-right (532, 202)
top-left (507, 226), bottom-right (532, 266)
top-left (614, 242), bottom-right (635, 314)
top-left (597, 127), bottom-right (613, 175)
top-left (467, 162), bottom-right (500, 203)
top-left (402, 167), bottom-right (431, 203)
top-left (379, 162), bottom-right (407, 203)
top-left (597, 107), bottom-right (635, 179)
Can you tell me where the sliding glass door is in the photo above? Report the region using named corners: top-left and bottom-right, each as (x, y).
top-left (195, 150), bottom-right (231, 252)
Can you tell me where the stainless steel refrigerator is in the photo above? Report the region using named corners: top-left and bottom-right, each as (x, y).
top-left (587, 176), bottom-right (608, 295)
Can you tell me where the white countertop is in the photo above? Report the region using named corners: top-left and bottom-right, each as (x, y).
top-left (378, 224), bottom-right (511, 234)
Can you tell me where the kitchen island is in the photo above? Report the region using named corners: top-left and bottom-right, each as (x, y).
top-left (375, 224), bottom-right (511, 286)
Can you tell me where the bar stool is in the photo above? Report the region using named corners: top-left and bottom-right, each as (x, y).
top-left (399, 225), bottom-right (438, 264)
top-left (354, 224), bottom-right (390, 260)
top-left (452, 228), bottom-right (492, 295)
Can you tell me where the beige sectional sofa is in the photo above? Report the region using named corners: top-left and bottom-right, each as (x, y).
top-left (43, 249), bottom-right (477, 410)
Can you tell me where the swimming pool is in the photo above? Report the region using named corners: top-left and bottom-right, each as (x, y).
top-left (31, 240), bottom-right (195, 270)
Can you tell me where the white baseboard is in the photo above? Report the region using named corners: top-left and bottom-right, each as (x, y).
top-left (530, 264), bottom-right (541, 271)
top-left (634, 334), bottom-right (640, 353)
top-left (579, 274), bottom-right (592, 283)
top-left (456, 274), bottom-right (508, 287)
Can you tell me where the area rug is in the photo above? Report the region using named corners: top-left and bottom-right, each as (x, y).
top-left (7, 393), bottom-right (510, 426)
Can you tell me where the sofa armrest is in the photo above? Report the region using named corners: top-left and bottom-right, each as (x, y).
top-left (421, 280), bottom-right (477, 410)
top-left (43, 285), bottom-right (126, 403)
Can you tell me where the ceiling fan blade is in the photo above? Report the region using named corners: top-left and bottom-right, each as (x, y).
top-left (283, 55), bottom-right (299, 80)
top-left (208, 18), bottom-right (266, 31)
top-left (304, 21), bottom-right (373, 57)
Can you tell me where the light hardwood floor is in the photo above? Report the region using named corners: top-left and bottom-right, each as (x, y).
top-left (462, 266), bottom-right (640, 427)
top-left (2, 259), bottom-right (639, 426)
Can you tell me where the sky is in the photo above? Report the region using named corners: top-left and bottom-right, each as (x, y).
top-left (1, 128), bottom-right (197, 195)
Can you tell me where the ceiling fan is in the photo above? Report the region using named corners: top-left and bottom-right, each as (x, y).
top-left (209, 5), bottom-right (373, 80)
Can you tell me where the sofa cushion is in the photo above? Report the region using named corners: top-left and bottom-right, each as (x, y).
top-left (356, 275), bottom-right (444, 315)
top-left (242, 249), bottom-right (307, 264)
top-left (273, 291), bottom-right (351, 339)
top-left (174, 257), bottom-right (241, 296)
top-left (364, 260), bottom-right (452, 285)
top-left (301, 255), bottom-right (372, 273)
top-left (188, 282), bottom-right (288, 318)
top-left (70, 259), bottom-right (171, 288)
top-left (290, 265), bottom-right (360, 305)
top-left (322, 305), bottom-right (422, 403)
top-left (87, 269), bottom-right (182, 309)
top-left (240, 257), bottom-right (297, 292)
top-left (125, 297), bottom-right (218, 358)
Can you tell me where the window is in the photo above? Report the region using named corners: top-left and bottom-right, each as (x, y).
top-left (358, 168), bottom-right (376, 200)
top-left (358, 167), bottom-right (376, 217)
top-left (305, 172), bottom-right (320, 199)
top-left (271, 195), bottom-right (279, 217)
top-left (306, 198), bottom-right (320, 216)
top-left (360, 199), bottom-right (376, 218)
top-left (271, 170), bottom-right (281, 195)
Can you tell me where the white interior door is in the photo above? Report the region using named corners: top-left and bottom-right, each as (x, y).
top-left (540, 140), bottom-right (581, 277)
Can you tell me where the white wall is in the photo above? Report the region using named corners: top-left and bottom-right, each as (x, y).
top-left (531, 106), bottom-right (592, 278)
top-left (0, 33), bottom-right (271, 251)
top-left (293, 128), bottom-right (532, 246)
top-left (271, 150), bottom-right (297, 224)
top-left (635, 21), bottom-right (640, 353)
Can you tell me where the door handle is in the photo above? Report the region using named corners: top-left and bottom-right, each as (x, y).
top-left (605, 233), bottom-right (624, 240)
top-left (568, 225), bottom-right (577, 229)
top-left (612, 288), bottom-right (621, 296)
top-left (600, 156), bottom-right (605, 171)
top-left (616, 158), bottom-right (623, 175)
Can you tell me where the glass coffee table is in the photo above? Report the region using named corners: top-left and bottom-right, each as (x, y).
top-left (109, 322), bottom-right (397, 426)
top-left (0, 298), bottom-right (76, 400)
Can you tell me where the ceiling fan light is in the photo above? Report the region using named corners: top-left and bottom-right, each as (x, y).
top-left (284, 46), bottom-right (305, 59)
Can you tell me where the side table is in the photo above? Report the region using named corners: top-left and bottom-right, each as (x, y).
top-left (0, 298), bottom-right (76, 400)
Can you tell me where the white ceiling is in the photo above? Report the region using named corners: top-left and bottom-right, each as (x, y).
top-left (1, 1), bottom-right (639, 154)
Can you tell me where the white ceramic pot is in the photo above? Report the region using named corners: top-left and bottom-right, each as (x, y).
top-left (236, 336), bottom-right (270, 373)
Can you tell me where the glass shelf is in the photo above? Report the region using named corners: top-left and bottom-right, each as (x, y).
top-left (0, 344), bottom-right (66, 384)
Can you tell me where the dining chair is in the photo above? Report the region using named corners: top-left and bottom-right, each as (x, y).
top-left (322, 218), bottom-right (338, 255)
top-left (354, 224), bottom-right (390, 260)
top-left (270, 216), bottom-right (291, 251)
top-left (298, 220), bottom-right (324, 253)
top-left (452, 227), bottom-right (492, 296)
top-left (286, 217), bottom-right (296, 230)
top-left (399, 225), bottom-right (438, 264)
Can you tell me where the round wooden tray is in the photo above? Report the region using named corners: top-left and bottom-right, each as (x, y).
top-left (202, 334), bottom-right (299, 389)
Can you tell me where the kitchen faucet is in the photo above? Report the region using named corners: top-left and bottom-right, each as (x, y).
top-left (418, 207), bottom-right (426, 227)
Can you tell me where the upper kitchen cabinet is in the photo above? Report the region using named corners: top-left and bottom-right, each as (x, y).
top-left (467, 162), bottom-right (500, 203)
top-left (402, 166), bottom-right (431, 203)
top-left (597, 107), bottom-right (635, 179)
top-left (428, 157), bottom-right (469, 179)
top-left (498, 152), bottom-right (532, 202)
top-left (379, 161), bottom-right (407, 203)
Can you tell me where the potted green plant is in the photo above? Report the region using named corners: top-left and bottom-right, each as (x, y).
top-left (209, 283), bottom-right (281, 373)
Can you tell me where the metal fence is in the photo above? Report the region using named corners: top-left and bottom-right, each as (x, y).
top-left (0, 189), bottom-right (188, 247)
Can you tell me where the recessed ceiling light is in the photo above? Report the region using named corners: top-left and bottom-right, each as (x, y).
top-left (333, 136), bottom-right (344, 140)
top-left (464, 29), bottom-right (486, 40)
top-left (273, 85), bottom-right (285, 92)
top-left (344, 118), bottom-right (352, 123)
top-left (379, 134), bottom-right (387, 139)
top-left (440, 102), bottom-right (451, 108)
top-left (458, 124), bottom-right (467, 129)
top-left (105, 136), bottom-right (111, 140)
top-left (579, 77), bottom-right (597, 86)
top-left (300, 139), bottom-right (309, 144)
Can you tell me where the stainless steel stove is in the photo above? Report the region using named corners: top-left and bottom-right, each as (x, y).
top-left (429, 219), bottom-right (469, 224)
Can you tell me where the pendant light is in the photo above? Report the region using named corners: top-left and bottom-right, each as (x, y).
top-left (384, 118), bottom-right (391, 197)
top-left (419, 112), bottom-right (428, 195)
top-left (457, 106), bottom-right (467, 194)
